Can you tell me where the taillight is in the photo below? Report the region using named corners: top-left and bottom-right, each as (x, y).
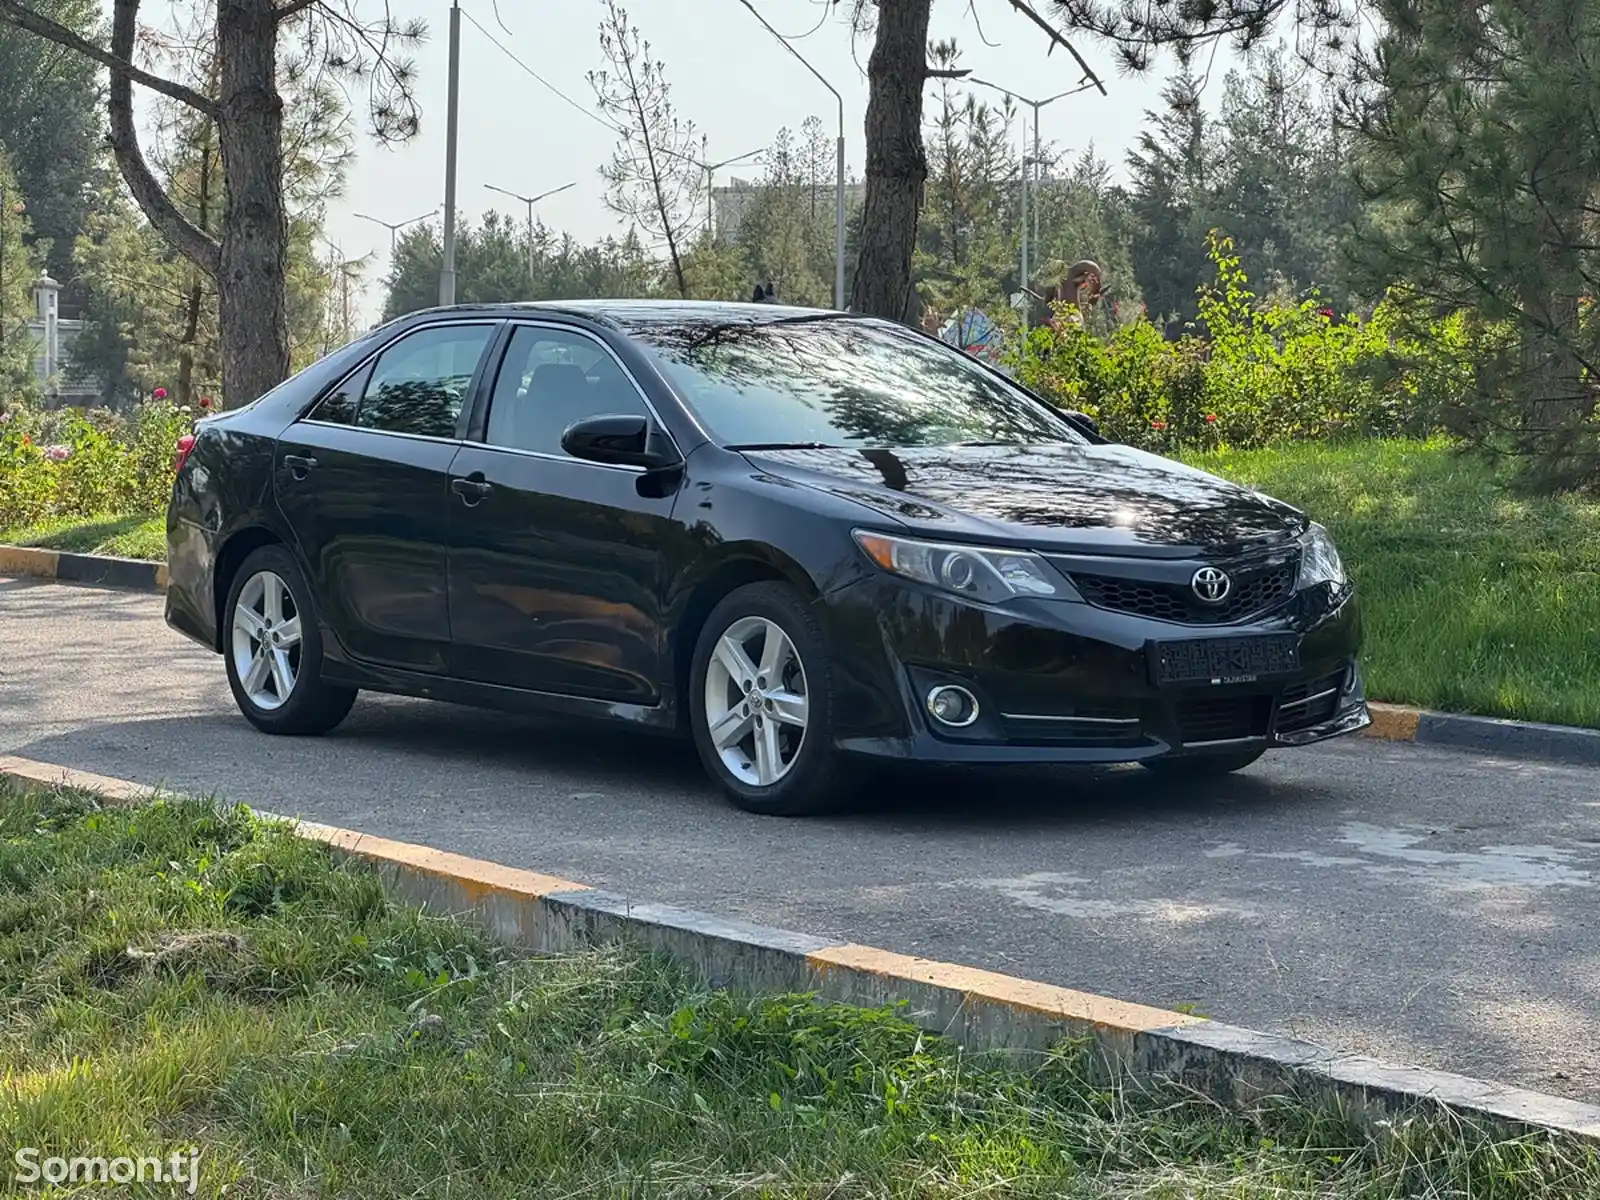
top-left (174, 433), bottom-right (196, 473)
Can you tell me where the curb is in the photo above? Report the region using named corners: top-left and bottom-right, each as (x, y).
top-left (3, 752), bottom-right (1597, 1144)
top-left (0, 543), bottom-right (166, 593)
top-left (1363, 701), bottom-right (1600, 767)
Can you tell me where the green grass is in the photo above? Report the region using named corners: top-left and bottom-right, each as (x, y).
top-left (0, 513), bottom-right (165, 561)
top-left (1184, 438), bottom-right (1600, 729)
top-left (2, 782), bottom-right (1597, 1198)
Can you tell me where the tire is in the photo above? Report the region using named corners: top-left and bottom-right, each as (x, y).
top-left (222, 544), bottom-right (357, 736)
top-left (688, 581), bottom-right (855, 816)
top-left (1141, 748), bottom-right (1265, 776)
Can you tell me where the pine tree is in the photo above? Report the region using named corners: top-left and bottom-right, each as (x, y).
top-left (1125, 72), bottom-right (1215, 325)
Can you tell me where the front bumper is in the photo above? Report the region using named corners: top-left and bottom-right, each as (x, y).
top-left (818, 574), bottom-right (1370, 765)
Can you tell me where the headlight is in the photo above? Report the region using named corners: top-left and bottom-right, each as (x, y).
top-left (1296, 522), bottom-right (1347, 590)
top-left (852, 530), bottom-right (1077, 603)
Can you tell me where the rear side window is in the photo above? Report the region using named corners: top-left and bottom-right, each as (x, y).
top-left (354, 324), bottom-right (495, 438)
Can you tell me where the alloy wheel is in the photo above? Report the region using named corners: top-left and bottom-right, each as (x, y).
top-left (703, 615), bottom-right (810, 787)
top-left (231, 569), bottom-right (302, 711)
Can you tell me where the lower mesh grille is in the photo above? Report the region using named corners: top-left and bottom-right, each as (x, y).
top-left (1175, 695), bottom-right (1272, 744)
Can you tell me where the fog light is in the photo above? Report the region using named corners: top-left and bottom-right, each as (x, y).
top-left (925, 684), bottom-right (980, 728)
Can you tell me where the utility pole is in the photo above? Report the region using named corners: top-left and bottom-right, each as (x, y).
top-left (969, 76), bottom-right (1103, 332)
top-left (483, 181), bottom-right (576, 287)
top-left (738, 0), bottom-right (846, 310)
top-left (439, 0), bottom-right (462, 307)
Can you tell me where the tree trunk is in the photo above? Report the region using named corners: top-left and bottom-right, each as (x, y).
top-left (215, 0), bottom-right (288, 408)
top-left (851, 0), bottom-right (932, 321)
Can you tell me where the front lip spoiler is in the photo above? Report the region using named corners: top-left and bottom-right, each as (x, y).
top-left (834, 698), bottom-right (1373, 765)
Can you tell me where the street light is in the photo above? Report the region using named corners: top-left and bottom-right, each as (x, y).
top-left (484, 181), bottom-right (577, 286)
top-left (354, 209), bottom-right (439, 261)
top-left (440, 0), bottom-right (462, 306)
top-left (658, 138), bottom-right (765, 240)
top-left (737, 0), bottom-right (845, 310)
top-left (968, 75), bottom-right (1100, 329)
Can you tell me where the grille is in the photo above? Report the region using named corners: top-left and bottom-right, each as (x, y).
top-left (1277, 669), bottom-right (1345, 732)
top-left (1072, 558), bottom-right (1297, 625)
top-left (1174, 695), bottom-right (1272, 744)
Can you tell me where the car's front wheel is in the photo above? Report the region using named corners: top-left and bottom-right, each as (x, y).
top-left (688, 582), bottom-right (854, 816)
top-left (223, 544), bottom-right (357, 736)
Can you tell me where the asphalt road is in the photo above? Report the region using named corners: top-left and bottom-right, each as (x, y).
top-left (4, 574), bottom-right (1597, 1100)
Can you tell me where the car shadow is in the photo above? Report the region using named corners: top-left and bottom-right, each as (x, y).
top-left (9, 687), bottom-right (1333, 833)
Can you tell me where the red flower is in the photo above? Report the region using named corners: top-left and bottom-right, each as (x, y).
top-left (1317, 308), bottom-right (1334, 320)
top-left (1150, 419), bottom-right (1166, 431)
top-left (1204, 413), bottom-right (1217, 424)
top-left (198, 396), bottom-right (212, 409)
top-left (153, 387), bottom-right (168, 400)
top-left (21, 434), bottom-right (30, 446)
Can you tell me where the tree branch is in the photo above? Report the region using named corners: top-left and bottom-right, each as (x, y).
top-left (927, 67), bottom-right (972, 78)
top-left (998, 0), bottom-right (1108, 94)
top-left (0, 0), bottom-right (221, 116)
top-left (108, 0), bottom-right (220, 277)
top-left (275, 0), bottom-right (322, 19)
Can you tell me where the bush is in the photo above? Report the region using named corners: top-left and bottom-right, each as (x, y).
top-left (1009, 232), bottom-right (1485, 453)
top-left (0, 399), bottom-right (191, 529)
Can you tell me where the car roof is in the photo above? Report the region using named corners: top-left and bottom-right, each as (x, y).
top-left (391, 298), bottom-right (857, 331)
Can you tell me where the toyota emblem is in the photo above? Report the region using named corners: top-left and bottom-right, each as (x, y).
top-left (1191, 566), bottom-right (1231, 603)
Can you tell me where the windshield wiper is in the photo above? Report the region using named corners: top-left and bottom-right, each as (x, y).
top-left (726, 441), bottom-right (841, 451)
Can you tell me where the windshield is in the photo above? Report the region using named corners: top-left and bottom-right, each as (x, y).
top-left (626, 316), bottom-right (1082, 449)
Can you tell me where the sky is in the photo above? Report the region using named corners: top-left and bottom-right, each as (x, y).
top-left (133, 1), bottom-right (1240, 323)
top-left (307, 0), bottom-right (1244, 321)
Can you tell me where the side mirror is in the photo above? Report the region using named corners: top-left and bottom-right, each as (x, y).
top-left (1064, 410), bottom-right (1102, 439)
top-left (560, 413), bottom-right (678, 469)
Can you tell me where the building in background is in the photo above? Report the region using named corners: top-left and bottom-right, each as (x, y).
top-left (711, 176), bottom-right (865, 242)
top-left (26, 271), bottom-right (101, 406)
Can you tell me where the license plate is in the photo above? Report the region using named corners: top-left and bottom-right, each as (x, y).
top-left (1152, 634), bottom-right (1300, 685)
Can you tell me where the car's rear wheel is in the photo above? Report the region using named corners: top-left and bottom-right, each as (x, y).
top-left (688, 582), bottom-right (854, 816)
top-left (223, 544), bottom-right (357, 736)
top-left (1141, 748), bottom-right (1265, 776)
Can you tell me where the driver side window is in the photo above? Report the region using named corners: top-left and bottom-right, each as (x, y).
top-left (485, 326), bottom-right (650, 457)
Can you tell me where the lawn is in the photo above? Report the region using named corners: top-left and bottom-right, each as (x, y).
top-left (0, 512), bottom-right (165, 561)
top-left (1186, 439), bottom-right (1600, 730)
top-left (3, 781), bottom-right (1593, 1198)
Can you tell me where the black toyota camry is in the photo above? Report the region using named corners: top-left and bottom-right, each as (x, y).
top-left (165, 300), bottom-right (1370, 815)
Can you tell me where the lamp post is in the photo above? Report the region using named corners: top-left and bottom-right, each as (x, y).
top-left (737, 0), bottom-right (845, 310)
top-left (658, 138), bottom-right (765, 241)
top-left (484, 181), bottom-right (577, 286)
top-left (439, 0), bottom-right (462, 306)
top-left (968, 76), bottom-right (1100, 329)
top-left (354, 208), bottom-right (439, 262)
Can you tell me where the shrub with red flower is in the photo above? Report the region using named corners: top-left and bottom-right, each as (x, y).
top-left (1204, 413), bottom-right (1217, 424)
top-left (153, 387), bottom-right (167, 400)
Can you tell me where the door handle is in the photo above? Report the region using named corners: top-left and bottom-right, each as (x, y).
top-left (283, 454), bottom-right (318, 479)
top-left (451, 475), bottom-right (492, 506)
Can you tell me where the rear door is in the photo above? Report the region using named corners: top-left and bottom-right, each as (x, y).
top-left (275, 320), bottom-right (499, 673)
top-left (445, 321), bottom-right (682, 702)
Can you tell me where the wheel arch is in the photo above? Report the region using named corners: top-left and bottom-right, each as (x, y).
top-left (669, 547), bottom-right (821, 730)
top-left (212, 525), bottom-right (288, 650)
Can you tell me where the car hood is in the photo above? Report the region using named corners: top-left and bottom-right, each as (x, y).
top-left (742, 443), bottom-right (1307, 557)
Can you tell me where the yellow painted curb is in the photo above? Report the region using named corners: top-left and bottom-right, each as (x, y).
top-left (0, 544), bottom-right (59, 580)
top-left (807, 943), bottom-right (1203, 1032)
top-left (0, 755), bottom-right (156, 804)
top-left (1362, 702), bottom-right (1422, 742)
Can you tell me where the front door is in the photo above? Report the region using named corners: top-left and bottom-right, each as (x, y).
top-left (446, 322), bottom-right (682, 702)
top-left (275, 320), bottom-right (499, 673)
